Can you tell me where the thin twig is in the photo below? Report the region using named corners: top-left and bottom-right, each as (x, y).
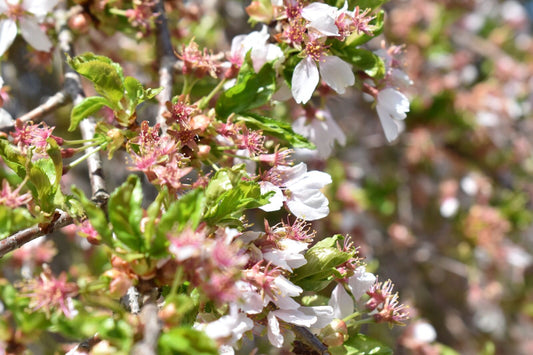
top-left (0, 209), bottom-right (73, 259)
top-left (131, 303), bottom-right (162, 355)
top-left (0, 90), bottom-right (70, 132)
top-left (58, 8), bottom-right (109, 205)
top-left (153, 0), bottom-right (176, 132)
top-left (291, 325), bottom-right (330, 355)
top-left (17, 90), bottom-right (69, 124)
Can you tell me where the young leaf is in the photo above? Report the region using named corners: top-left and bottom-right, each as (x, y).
top-left (329, 333), bottom-right (393, 355)
top-left (158, 327), bottom-right (218, 355)
top-left (108, 175), bottom-right (145, 252)
top-left (330, 44), bottom-right (385, 79)
top-left (238, 113), bottom-right (314, 149)
top-left (215, 52), bottom-right (277, 118)
top-left (291, 235), bottom-right (353, 292)
top-left (156, 189), bottom-right (206, 256)
top-left (67, 53), bottom-right (125, 105)
top-left (69, 96), bottom-right (110, 132)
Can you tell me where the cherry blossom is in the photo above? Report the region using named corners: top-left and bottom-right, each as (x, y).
top-left (229, 25), bottom-right (284, 72)
top-left (0, 0), bottom-right (58, 56)
top-left (260, 162), bottom-right (332, 220)
top-left (291, 53), bottom-right (354, 104)
top-left (375, 88), bottom-right (410, 142)
top-left (292, 108), bottom-right (346, 158)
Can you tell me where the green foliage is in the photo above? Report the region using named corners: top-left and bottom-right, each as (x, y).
top-left (238, 113), bottom-right (314, 149)
top-left (0, 139), bottom-right (65, 213)
top-left (216, 52), bottom-right (277, 118)
top-left (108, 175), bottom-right (145, 252)
top-left (330, 334), bottom-right (393, 355)
top-left (68, 53), bottom-right (162, 129)
top-left (330, 42), bottom-right (386, 79)
top-left (292, 235), bottom-right (353, 291)
top-left (158, 327), bottom-right (218, 355)
top-left (71, 186), bottom-right (114, 246)
top-left (69, 96), bottom-right (111, 132)
top-left (68, 53), bottom-right (126, 104)
top-left (203, 165), bottom-right (272, 226)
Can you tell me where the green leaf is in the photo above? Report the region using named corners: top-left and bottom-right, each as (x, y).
top-left (216, 52), bottom-right (277, 118)
top-left (330, 333), bottom-right (393, 355)
top-left (72, 186), bottom-right (114, 246)
top-left (124, 76), bottom-right (144, 104)
top-left (0, 138), bottom-right (27, 178)
top-left (108, 175), bottom-right (145, 252)
top-left (292, 235), bottom-right (353, 291)
top-left (158, 327), bottom-right (218, 355)
top-left (69, 96), bottom-right (110, 131)
top-left (205, 180), bottom-right (271, 226)
top-left (67, 53), bottom-right (125, 104)
top-left (330, 44), bottom-right (385, 79)
top-left (29, 159), bottom-right (56, 212)
top-left (239, 113), bottom-right (314, 149)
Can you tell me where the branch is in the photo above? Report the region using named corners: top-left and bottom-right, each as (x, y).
top-left (0, 209), bottom-right (73, 259)
top-left (0, 90), bottom-right (70, 132)
top-left (58, 9), bottom-right (109, 205)
top-left (131, 303), bottom-right (162, 355)
top-left (153, 0), bottom-right (176, 132)
top-left (292, 325), bottom-right (330, 355)
top-left (17, 90), bottom-right (70, 124)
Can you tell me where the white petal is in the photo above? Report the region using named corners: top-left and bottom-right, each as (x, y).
top-left (274, 275), bottom-right (303, 297)
top-left (302, 3), bottom-right (339, 36)
top-left (300, 306), bottom-right (335, 329)
top-left (278, 162), bottom-right (308, 185)
top-left (23, 0), bottom-right (59, 18)
top-left (287, 192), bottom-right (329, 221)
top-left (318, 56), bottom-right (354, 94)
top-left (259, 181), bottom-right (284, 212)
top-left (273, 309), bottom-right (317, 327)
top-left (329, 284), bottom-right (354, 319)
top-left (289, 170), bottom-right (332, 191)
top-left (376, 102), bottom-right (401, 143)
top-left (267, 312), bottom-right (284, 348)
top-left (0, 0), bottom-right (8, 13)
top-left (19, 17), bottom-right (53, 52)
top-left (321, 110), bottom-right (346, 146)
top-left (291, 57), bottom-right (319, 104)
top-left (377, 88), bottom-right (410, 120)
top-left (347, 266), bottom-right (376, 301)
top-left (0, 19), bottom-right (17, 57)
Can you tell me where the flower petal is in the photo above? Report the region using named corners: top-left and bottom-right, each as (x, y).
top-left (0, 19), bottom-right (18, 57)
top-left (259, 181), bottom-right (284, 212)
top-left (318, 56), bottom-right (355, 94)
top-left (19, 17), bottom-right (53, 52)
top-left (267, 312), bottom-right (284, 348)
top-left (329, 284), bottom-right (354, 319)
top-left (23, 0), bottom-right (59, 19)
top-left (291, 57), bottom-right (319, 104)
top-left (376, 102), bottom-right (401, 143)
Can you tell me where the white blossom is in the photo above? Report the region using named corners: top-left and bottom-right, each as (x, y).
top-left (0, 0), bottom-right (59, 56)
top-left (376, 88), bottom-right (410, 142)
top-left (292, 55), bottom-right (354, 104)
top-left (347, 266), bottom-right (376, 300)
top-left (260, 163), bottom-right (332, 220)
top-left (230, 25), bottom-right (284, 72)
top-left (301, 2), bottom-right (339, 37)
top-left (292, 109), bottom-right (346, 158)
